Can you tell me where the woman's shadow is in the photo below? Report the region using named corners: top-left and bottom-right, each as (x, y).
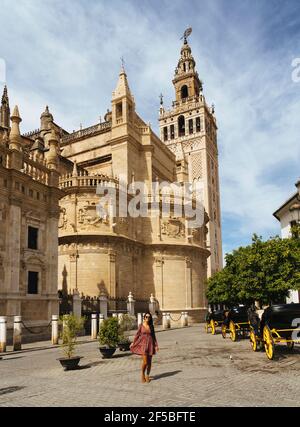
top-left (152, 370), bottom-right (182, 380)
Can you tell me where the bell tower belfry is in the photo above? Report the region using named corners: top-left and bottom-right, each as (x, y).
top-left (159, 36), bottom-right (223, 276)
top-left (173, 38), bottom-right (202, 103)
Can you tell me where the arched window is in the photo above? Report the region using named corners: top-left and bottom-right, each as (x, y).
top-left (189, 119), bottom-right (193, 134)
top-left (178, 115), bottom-right (185, 137)
top-left (170, 124), bottom-right (175, 139)
top-left (163, 127), bottom-right (168, 141)
top-left (181, 85), bottom-right (188, 99)
top-left (116, 102), bottom-right (123, 118)
top-left (196, 117), bottom-right (201, 132)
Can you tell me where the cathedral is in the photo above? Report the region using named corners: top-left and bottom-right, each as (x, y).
top-left (0, 36), bottom-right (222, 325)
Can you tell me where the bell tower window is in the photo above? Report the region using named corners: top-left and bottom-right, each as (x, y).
top-left (170, 124), bottom-right (175, 139)
top-left (178, 115), bottom-right (185, 137)
top-left (163, 127), bottom-right (168, 141)
top-left (189, 119), bottom-right (193, 134)
top-left (181, 85), bottom-right (188, 99)
top-left (196, 117), bottom-right (201, 132)
top-left (116, 102), bottom-right (123, 119)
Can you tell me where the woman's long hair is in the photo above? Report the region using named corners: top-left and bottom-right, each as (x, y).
top-left (144, 312), bottom-right (156, 342)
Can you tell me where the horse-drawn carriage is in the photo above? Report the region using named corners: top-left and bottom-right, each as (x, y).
top-left (205, 306), bottom-right (250, 340)
top-left (221, 305), bottom-right (251, 341)
top-left (205, 309), bottom-right (225, 335)
top-left (249, 303), bottom-right (300, 360)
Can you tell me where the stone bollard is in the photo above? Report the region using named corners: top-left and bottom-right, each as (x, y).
top-left (72, 290), bottom-right (82, 318)
top-left (99, 314), bottom-right (104, 329)
top-left (149, 293), bottom-right (156, 315)
top-left (162, 313), bottom-right (169, 330)
top-left (127, 292), bottom-right (135, 316)
top-left (137, 313), bottom-right (143, 327)
top-left (52, 315), bottom-right (59, 345)
top-left (112, 313), bottom-right (118, 318)
top-left (118, 313), bottom-right (124, 324)
top-left (181, 312), bottom-right (186, 327)
top-left (167, 313), bottom-right (171, 328)
top-left (0, 317), bottom-right (7, 353)
top-left (91, 314), bottom-right (97, 340)
top-left (13, 316), bottom-right (22, 351)
top-left (99, 294), bottom-right (108, 319)
top-left (184, 312), bottom-right (189, 326)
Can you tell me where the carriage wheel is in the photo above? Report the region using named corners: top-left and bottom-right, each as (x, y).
top-left (263, 326), bottom-right (274, 360)
top-left (249, 330), bottom-right (258, 351)
top-left (229, 321), bottom-right (237, 342)
top-left (210, 319), bottom-right (216, 335)
top-left (221, 324), bottom-right (227, 339)
top-left (286, 341), bottom-right (294, 351)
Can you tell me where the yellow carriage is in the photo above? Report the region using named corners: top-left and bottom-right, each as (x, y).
top-left (249, 303), bottom-right (300, 360)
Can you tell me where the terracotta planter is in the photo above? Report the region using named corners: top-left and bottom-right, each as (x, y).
top-left (58, 356), bottom-right (82, 371)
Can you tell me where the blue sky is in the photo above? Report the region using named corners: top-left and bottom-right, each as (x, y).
top-left (0, 0), bottom-right (299, 258)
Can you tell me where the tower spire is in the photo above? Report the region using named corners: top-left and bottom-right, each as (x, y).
top-left (0, 85), bottom-right (10, 129)
top-left (172, 38), bottom-right (202, 102)
top-left (112, 66), bottom-right (133, 101)
top-left (1, 85), bottom-right (8, 103)
top-left (111, 66), bottom-right (135, 131)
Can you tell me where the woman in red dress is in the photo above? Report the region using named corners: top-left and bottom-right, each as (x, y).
top-left (130, 312), bottom-right (159, 383)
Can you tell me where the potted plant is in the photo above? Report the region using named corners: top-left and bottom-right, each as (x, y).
top-left (118, 335), bottom-right (131, 352)
top-left (58, 314), bottom-right (85, 370)
top-left (98, 317), bottom-right (120, 358)
top-left (118, 314), bottom-right (135, 351)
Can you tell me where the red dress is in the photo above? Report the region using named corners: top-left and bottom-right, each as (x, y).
top-left (130, 324), bottom-right (157, 356)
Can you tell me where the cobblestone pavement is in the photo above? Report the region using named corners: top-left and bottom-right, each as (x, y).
top-left (0, 324), bottom-right (300, 407)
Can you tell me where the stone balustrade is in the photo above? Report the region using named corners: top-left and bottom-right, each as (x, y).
top-left (23, 157), bottom-right (50, 185)
top-left (59, 173), bottom-right (119, 189)
top-left (61, 121), bottom-right (111, 145)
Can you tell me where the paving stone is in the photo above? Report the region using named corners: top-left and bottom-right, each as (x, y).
top-left (0, 325), bottom-right (299, 407)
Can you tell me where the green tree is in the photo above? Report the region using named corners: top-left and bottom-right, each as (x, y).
top-left (98, 317), bottom-right (120, 348)
top-left (206, 233), bottom-right (300, 306)
top-left (59, 314), bottom-right (85, 359)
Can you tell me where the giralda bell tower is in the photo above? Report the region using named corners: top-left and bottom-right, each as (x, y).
top-left (159, 33), bottom-right (223, 276)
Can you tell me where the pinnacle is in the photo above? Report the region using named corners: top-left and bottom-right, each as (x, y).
top-left (1, 84), bottom-right (8, 103)
top-left (11, 105), bottom-right (21, 120)
top-left (112, 68), bottom-right (133, 100)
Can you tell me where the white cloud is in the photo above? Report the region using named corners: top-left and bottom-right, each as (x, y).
top-left (0, 0), bottom-right (299, 253)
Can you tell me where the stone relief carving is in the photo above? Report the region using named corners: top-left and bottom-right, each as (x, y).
top-left (161, 217), bottom-right (185, 238)
top-left (77, 202), bottom-right (109, 229)
top-left (191, 227), bottom-right (201, 243)
top-left (25, 210), bottom-right (41, 221)
top-left (58, 207), bottom-right (68, 229)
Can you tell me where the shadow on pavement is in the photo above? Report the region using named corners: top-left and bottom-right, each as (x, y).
top-left (113, 353), bottom-right (133, 359)
top-left (152, 370), bottom-right (182, 380)
top-left (0, 386), bottom-right (25, 396)
top-left (0, 356), bottom-right (26, 361)
top-left (75, 364), bottom-right (91, 370)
